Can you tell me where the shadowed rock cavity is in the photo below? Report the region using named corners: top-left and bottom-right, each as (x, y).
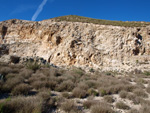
top-left (1, 26), bottom-right (8, 39)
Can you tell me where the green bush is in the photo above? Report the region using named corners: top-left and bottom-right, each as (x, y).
top-left (88, 88), bottom-right (99, 96)
top-left (143, 71), bottom-right (150, 76)
top-left (99, 89), bottom-right (107, 96)
top-left (26, 61), bottom-right (40, 71)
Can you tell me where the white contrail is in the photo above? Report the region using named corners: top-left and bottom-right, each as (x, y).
top-left (31, 0), bottom-right (48, 21)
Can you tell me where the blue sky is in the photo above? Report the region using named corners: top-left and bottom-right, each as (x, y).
top-left (0, 0), bottom-right (150, 22)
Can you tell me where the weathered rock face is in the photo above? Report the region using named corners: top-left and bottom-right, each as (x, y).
top-left (0, 19), bottom-right (150, 72)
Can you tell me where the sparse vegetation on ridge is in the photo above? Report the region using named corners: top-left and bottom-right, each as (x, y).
top-left (53, 15), bottom-right (150, 27)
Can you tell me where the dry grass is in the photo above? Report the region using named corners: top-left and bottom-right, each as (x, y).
top-left (31, 80), bottom-right (46, 90)
top-left (72, 87), bottom-right (87, 98)
top-left (119, 90), bottom-right (128, 98)
top-left (91, 102), bottom-right (114, 113)
top-left (19, 69), bottom-right (33, 79)
top-left (104, 95), bottom-right (115, 103)
top-left (116, 101), bottom-right (130, 110)
top-left (87, 88), bottom-right (99, 96)
top-left (11, 83), bottom-right (31, 95)
top-left (133, 89), bottom-right (148, 98)
top-left (62, 92), bottom-right (71, 99)
top-left (139, 104), bottom-right (150, 113)
top-left (129, 109), bottom-right (139, 113)
top-left (83, 100), bottom-right (98, 109)
top-left (56, 80), bottom-right (74, 92)
top-left (77, 82), bottom-right (89, 90)
top-left (127, 93), bottom-right (143, 104)
top-left (0, 96), bottom-right (43, 113)
top-left (146, 85), bottom-right (150, 94)
top-left (0, 67), bottom-right (13, 76)
top-left (2, 76), bottom-right (24, 92)
top-left (37, 90), bottom-right (51, 100)
top-left (61, 100), bottom-right (77, 112)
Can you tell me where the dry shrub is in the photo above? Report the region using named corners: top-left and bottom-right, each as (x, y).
top-left (91, 102), bottom-right (114, 113)
top-left (134, 78), bottom-right (148, 84)
top-left (56, 80), bottom-right (74, 92)
top-left (0, 67), bottom-right (12, 76)
top-left (77, 82), bottom-right (89, 90)
top-left (87, 88), bottom-right (99, 96)
top-left (31, 81), bottom-right (46, 90)
top-left (38, 66), bottom-right (60, 77)
top-left (38, 68), bottom-right (50, 76)
top-left (83, 100), bottom-right (98, 109)
top-left (37, 90), bottom-right (51, 100)
top-left (140, 99), bottom-right (150, 106)
top-left (5, 73), bottom-right (17, 80)
top-left (139, 104), bottom-right (150, 113)
top-left (129, 109), bottom-right (139, 113)
top-left (72, 87), bottom-right (87, 98)
top-left (116, 101), bottom-right (130, 110)
top-left (72, 67), bottom-right (84, 76)
top-left (119, 90), bottom-right (128, 98)
top-left (19, 69), bottom-right (33, 79)
top-left (86, 80), bottom-right (98, 88)
top-left (62, 92), bottom-right (71, 99)
top-left (99, 84), bottom-right (135, 96)
top-left (28, 73), bottom-right (46, 83)
top-left (104, 95), bottom-right (115, 103)
top-left (127, 93), bottom-right (143, 104)
top-left (99, 88), bottom-right (108, 96)
top-left (127, 93), bottom-right (135, 100)
top-left (0, 96), bottom-right (43, 113)
top-left (9, 64), bottom-right (24, 69)
top-left (26, 61), bottom-right (41, 71)
top-left (136, 82), bottom-right (145, 89)
top-left (133, 89), bottom-right (148, 98)
top-left (146, 86), bottom-right (150, 94)
top-left (0, 62), bottom-right (8, 66)
top-left (2, 76), bottom-right (24, 92)
top-left (61, 100), bottom-right (77, 112)
top-left (11, 83), bottom-right (31, 95)
top-left (38, 67), bottom-right (60, 77)
top-left (45, 80), bottom-right (57, 90)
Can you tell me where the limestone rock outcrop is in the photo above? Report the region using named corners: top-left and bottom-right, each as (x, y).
top-left (0, 19), bottom-right (150, 72)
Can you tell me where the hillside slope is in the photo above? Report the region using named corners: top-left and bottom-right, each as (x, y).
top-left (0, 16), bottom-right (150, 72)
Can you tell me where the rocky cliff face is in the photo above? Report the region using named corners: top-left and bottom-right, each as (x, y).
top-left (0, 19), bottom-right (150, 72)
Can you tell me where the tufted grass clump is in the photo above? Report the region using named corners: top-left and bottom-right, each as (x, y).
top-left (91, 102), bottom-right (114, 113)
top-left (116, 101), bottom-right (130, 110)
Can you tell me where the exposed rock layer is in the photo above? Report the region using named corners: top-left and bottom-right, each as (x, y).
top-left (1, 19), bottom-right (150, 72)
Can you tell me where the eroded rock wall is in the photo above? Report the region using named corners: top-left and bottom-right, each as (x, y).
top-left (1, 19), bottom-right (150, 72)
